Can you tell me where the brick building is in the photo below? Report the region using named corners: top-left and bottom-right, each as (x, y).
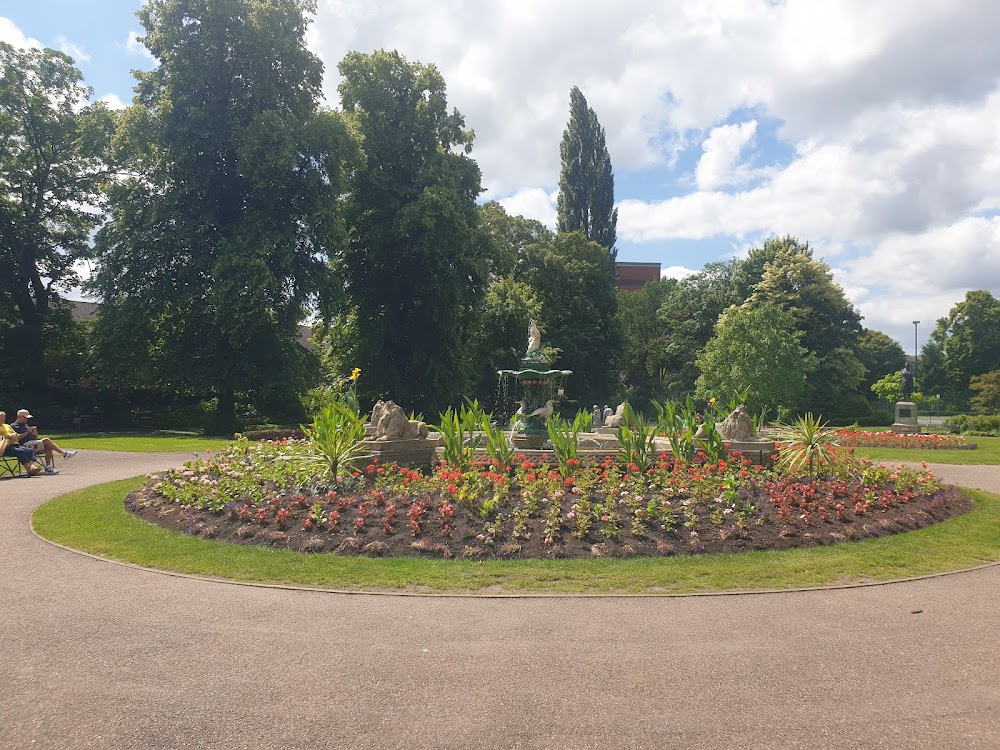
top-left (614, 261), bottom-right (662, 291)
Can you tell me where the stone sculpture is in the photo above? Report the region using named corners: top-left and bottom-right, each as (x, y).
top-left (604, 403), bottom-right (628, 429)
top-left (370, 400), bottom-right (429, 441)
top-left (694, 405), bottom-right (759, 442)
top-left (526, 319), bottom-right (541, 355)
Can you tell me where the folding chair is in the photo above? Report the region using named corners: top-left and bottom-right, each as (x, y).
top-left (0, 455), bottom-right (23, 478)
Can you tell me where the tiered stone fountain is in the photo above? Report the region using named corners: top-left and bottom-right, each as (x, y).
top-left (497, 320), bottom-right (572, 449)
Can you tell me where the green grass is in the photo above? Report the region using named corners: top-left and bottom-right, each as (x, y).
top-left (850, 435), bottom-right (1000, 465)
top-left (46, 432), bottom-right (229, 452)
top-left (31, 477), bottom-right (1000, 594)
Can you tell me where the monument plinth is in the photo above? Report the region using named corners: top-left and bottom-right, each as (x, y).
top-left (891, 401), bottom-right (921, 434)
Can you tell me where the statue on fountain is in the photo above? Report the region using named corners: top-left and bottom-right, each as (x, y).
top-left (524, 319), bottom-right (546, 363)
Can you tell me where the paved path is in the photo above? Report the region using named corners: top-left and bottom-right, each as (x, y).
top-left (2, 454), bottom-right (999, 749)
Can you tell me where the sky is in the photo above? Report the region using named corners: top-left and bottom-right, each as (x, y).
top-left (4, 0), bottom-right (1000, 354)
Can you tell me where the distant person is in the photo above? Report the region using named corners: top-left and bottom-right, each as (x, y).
top-left (1, 410), bottom-right (43, 476)
top-left (592, 404), bottom-right (602, 428)
top-left (11, 409), bottom-right (77, 475)
top-left (603, 404), bottom-right (612, 422)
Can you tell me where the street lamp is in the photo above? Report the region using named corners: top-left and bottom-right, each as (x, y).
top-left (912, 321), bottom-right (919, 380)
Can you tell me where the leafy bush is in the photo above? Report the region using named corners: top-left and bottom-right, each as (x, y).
top-left (945, 413), bottom-right (1000, 436)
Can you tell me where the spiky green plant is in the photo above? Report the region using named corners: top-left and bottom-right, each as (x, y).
top-left (772, 413), bottom-right (843, 478)
top-left (299, 395), bottom-right (371, 479)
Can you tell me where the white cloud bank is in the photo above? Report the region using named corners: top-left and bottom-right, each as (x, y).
top-left (306, 0), bottom-right (1000, 346)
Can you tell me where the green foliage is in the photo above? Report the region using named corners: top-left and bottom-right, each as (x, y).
top-left (871, 371), bottom-right (903, 405)
top-left (90, 0), bottom-right (358, 432)
top-left (773, 413), bottom-right (843, 478)
top-left (945, 413), bottom-right (1000, 437)
top-left (616, 279), bottom-right (680, 400)
top-left (546, 410), bottom-right (591, 478)
top-left (653, 397), bottom-right (700, 466)
top-left (557, 86), bottom-right (617, 252)
top-left (432, 400), bottom-right (487, 470)
top-left (745, 237), bottom-right (864, 413)
top-left (334, 49), bottom-right (489, 415)
top-left (693, 420), bottom-right (726, 464)
top-left (481, 416), bottom-right (516, 469)
top-left (299, 394), bottom-right (370, 479)
top-left (0, 42), bottom-right (114, 382)
top-left (856, 329), bottom-right (906, 395)
top-left (616, 404), bottom-right (659, 473)
top-left (932, 290), bottom-right (1000, 403)
top-left (519, 231), bottom-right (620, 399)
top-left (695, 303), bottom-right (814, 416)
top-left (970, 370), bottom-right (1000, 412)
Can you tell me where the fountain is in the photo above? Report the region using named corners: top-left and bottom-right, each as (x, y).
top-left (497, 319), bottom-right (572, 449)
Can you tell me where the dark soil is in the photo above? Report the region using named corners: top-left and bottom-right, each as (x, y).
top-left (126, 483), bottom-right (974, 560)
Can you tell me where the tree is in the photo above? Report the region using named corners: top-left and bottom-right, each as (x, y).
top-left (0, 42), bottom-right (113, 387)
top-left (556, 86), bottom-right (617, 252)
top-left (870, 371), bottom-right (903, 406)
top-left (917, 339), bottom-right (957, 407)
top-left (695, 303), bottom-right (815, 418)
top-left (970, 371), bottom-right (1000, 412)
top-left (520, 231), bottom-right (620, 402)
top-left (617, 278), bottom-right (679, 401)
top-left (856, 329), bottom-right (906, 397)
top-left (745, 237), bottom-right (865, 415)
top-left (90, 0), bottom-right (358, 431)
top-left (334, 49), bottom-right (490, 415)
top-left (930, 290), bottom-right (1000, 403)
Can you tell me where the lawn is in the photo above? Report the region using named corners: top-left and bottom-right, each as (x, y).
top-left (47, 431), bottom-right (229, 452)
top-left (32, 477), bottom-right (1000, 595)
top-left (849, 435), bottom-right (1000, 465)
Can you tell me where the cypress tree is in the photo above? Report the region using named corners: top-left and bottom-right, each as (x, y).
top-left (556, 86), bottom-right (618, 253)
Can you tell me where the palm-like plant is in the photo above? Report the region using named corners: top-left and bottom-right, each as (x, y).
top-left (772, 413), bottom-right (842, 478)
top-left (299, 395), bottom-right (371, 480)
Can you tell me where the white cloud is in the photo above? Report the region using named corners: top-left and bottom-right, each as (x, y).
top-left (497, 188), bottom-right (558, 230)
top-left (661, 266), bottom-right (699, 281)
top-left (695, 120), bottom-right (757, 191)
top-left (0, 17), bottom-right (41, 48)
top-left (98, 93), bottom-right (127, 110)
top-left (126, 30), bottom-right (154, 62)
top-left (56, 36), bottom-right (89, 62)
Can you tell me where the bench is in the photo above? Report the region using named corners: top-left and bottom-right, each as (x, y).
top-left (1, 454), bottom-right (23, 479)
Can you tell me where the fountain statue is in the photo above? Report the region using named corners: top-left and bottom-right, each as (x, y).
top-left (497, 320), bottom-right (572, 446)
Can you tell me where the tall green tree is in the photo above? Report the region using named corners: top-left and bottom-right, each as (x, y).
top-left (90, 0), bottom-right (358, 431)
top-left (617, 278), bottom-right (679, 401)
top-left (856, 329), bottom-right (906, 397)
top-left (333, 49), bottom-right (489, 414)
top-left (695, 303), bottom-right (815, 418)
top-left (520, 231), bottom-right (620, 402)
top-left (556, 86), bottom-right (617, 252)
top-left (745, 237), bottom-right (865, 416)
top-left (0, 42), bottom-right (113, 386)
top-left (916, 339), bottom-right (956, 406)
top-left (930, 290), bottom-right (1000, 403)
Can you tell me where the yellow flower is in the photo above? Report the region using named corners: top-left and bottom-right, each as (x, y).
top-left (350, 367), bottom-right (362, 382)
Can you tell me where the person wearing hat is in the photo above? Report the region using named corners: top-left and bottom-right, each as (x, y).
top-left (11, 409), bottom-right (77, 475)
top-left (1, 411), bottom-right (44, 476)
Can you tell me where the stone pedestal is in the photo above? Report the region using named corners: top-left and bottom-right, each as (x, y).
top-left (360, 437), bottom-right (438, 469)
top-left (891, 401), bottom-right (921, 434)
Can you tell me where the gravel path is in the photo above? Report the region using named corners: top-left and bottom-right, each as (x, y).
top-left (2, 454), bottom-right (999, 749)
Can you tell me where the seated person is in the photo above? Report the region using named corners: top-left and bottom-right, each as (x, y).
top-left (11, 408), bottom-right (77, 475)
top-left (1, 411), bottom-right (43, 476)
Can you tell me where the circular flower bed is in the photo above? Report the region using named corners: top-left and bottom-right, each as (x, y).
top-left (126, 438), bottom-right (972, 559)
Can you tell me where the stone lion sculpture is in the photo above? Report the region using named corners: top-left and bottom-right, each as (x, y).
top-left (370, 400), bottom-right (429, 441)
top-left (604, 403), bottom-right (629, 429)
top-left (694, 405), bottom-right (758, 442)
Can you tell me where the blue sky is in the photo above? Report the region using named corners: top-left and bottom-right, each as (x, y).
top-left (5, 1), bottom-right (1000, 354)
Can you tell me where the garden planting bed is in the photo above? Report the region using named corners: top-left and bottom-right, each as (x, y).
top-left (126, 439), bottom-right (973, 560)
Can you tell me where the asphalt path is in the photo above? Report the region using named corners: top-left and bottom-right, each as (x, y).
top-left (2, 452), bottom-right (999, 749)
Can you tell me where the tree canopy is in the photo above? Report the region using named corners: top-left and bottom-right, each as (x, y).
top-left (331, 49), bottom-right (490, 414)
top-left (556, 86), bottom-right (617, 252)
top-left (930, 290), bottom-right (1000, 403)
top-left (0, 42), bottom-right (113, 386)
top-left (695, 303), bottom-right (814, 418)
top-left (89, 0), bottom-right (358, 431)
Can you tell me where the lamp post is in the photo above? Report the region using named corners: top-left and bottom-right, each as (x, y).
top-left (912, 321), bottom-right (919, 381)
